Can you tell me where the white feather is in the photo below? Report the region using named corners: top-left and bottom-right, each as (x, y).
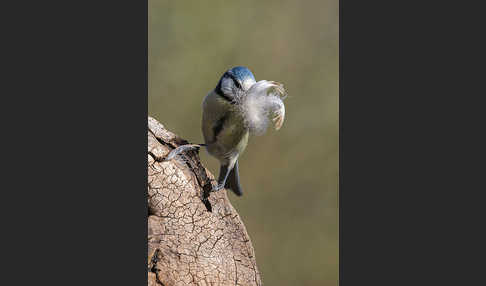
top-left (239, 80), bottom-right (287, 135)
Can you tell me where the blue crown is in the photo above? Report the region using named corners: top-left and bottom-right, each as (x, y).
top-left (228, 66), bottom-right (255, 82)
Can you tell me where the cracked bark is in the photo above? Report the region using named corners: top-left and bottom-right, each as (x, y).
top-left (148, 116), bottom-right (262, 286)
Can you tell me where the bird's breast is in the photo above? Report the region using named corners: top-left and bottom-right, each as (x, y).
top-left (202, 91), bottom-right (249, 161)
top-left (211, 115), bottom-right (248, 158)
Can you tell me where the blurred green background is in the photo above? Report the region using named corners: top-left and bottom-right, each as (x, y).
top-left (149, 0), bottom-right (338, 285)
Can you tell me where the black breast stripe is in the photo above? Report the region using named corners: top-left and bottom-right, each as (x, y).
top-left (212, 114), bottom-right (228, 141)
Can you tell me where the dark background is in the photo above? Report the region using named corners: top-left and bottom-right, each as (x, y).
top-left (149, 1), bottom-right (338, 285)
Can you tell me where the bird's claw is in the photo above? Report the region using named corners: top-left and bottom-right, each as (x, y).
top-left (163, 149), bottom-right (179, 161)
top-left (211, 184), bottom-right (225, 193)
top-left (163, 144), bottom-right (203, 161)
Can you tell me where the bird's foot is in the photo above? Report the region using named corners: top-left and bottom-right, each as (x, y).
top-left (210, 183), bottom-right (225, 193)
top-left (163, 144), bottom-right (203, 161)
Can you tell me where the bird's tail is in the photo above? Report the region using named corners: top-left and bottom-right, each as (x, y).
top-left (225, 160), bottom-right (243, 196)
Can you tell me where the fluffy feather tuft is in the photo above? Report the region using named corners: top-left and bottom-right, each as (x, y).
top-left (239, 80), bottom-right (287, 135)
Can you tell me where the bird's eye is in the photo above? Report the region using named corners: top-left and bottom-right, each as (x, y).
top-left (232, 78), bottom-right (241, 89)
top-left (227, 73), bottom-right (242, 89)
top-left (222, 74), bottom-right (242, 91)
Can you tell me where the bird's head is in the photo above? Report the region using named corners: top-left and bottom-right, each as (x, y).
top-left (215, 66), bottom-right (256, 102)
top-left (213, 66), bottom-right (287, 134)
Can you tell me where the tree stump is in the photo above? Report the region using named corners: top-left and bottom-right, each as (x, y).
top-left (148, 116), bottom-right (262, 286)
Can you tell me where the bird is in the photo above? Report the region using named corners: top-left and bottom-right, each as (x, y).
top-left (165, 66), bottom-right (287, 197)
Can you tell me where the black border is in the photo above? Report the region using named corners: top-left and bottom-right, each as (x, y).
top-left (339, 0), bottom-right (484, 284)
top-left (3, 0), bottom-right (148, 284)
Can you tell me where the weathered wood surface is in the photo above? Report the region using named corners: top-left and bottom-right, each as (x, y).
top-left (147, 116), bottom-right (261, 286)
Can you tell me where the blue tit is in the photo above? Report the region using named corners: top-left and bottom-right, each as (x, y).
top-left (165, 66), bottom-right (287, 197)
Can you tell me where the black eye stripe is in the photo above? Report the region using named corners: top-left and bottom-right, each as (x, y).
top-left (226, 72), bottom-right (241, 89)
top-left (233, 78), bottom-right (241, 88)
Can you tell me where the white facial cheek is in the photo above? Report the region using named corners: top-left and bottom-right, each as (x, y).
top-left (221, 77), bottom-right (233, 94)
